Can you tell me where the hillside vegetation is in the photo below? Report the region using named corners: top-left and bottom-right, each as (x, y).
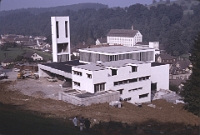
top-left (149, 0), bottom-right (199, 10)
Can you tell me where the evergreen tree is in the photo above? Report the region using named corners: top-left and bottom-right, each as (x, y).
top-left (166, 0), bottom-right (171, 4)
top-left (153, 0), bottom-right (157, 4)
top-left (181, 33), bottom-right (200, 116)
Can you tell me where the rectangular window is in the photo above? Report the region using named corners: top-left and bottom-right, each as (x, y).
top-left (129, 87), bottom-right (142, 92)
top-left (111, 69), bottom-right (117, 76)
top-left (146, 76), bottom-right (150, 80)
top-left (94, 83), bottom-right (105, 93)
top-left (87, 73), bottom-right (92, 79)
top-left (114, 82), bottom-right (118, 86)
top-left (65, 21), bottom-right (68, 37)
top-left (73, 81), bottom-right (80, 87)
top-left (139, 93), bottom-right (149, 99)
top-left (114, 78), bottom-right (138, 86)
top-left (73, 70), bottom-right (82, 76)
top-left (124, 97), bottom-right (131, 101)
top-left (132, 66), bottom-right (137, 72)
top-left (139, 76), bottom-right (150, 81)
top-left (110, 55), bottom-right (114, 61)
top-left (129, 78), bottom-right (137, 83)
top-left (56, 21), bottom-right (59, 38)
top-left (117, 89), bottom-right (124, 94)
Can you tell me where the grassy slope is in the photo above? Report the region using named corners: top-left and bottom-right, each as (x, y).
top-left (0, 103), bottom-right (98, 135)
top-left (0, 47), bottom-right (52, 62)
top-left (0, 48), bottom-right (25, 62)
top-left (23, 48), bottom-right (52, 61)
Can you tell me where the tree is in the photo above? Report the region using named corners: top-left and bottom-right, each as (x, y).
top-left (181, 33), bottom-right (200, 116)
top-left (166, 29), bottom-right (184, 56)
top-left (153, 0), bottom-right (157, 4)
top-left (166, 0), bottom-right (171, 4)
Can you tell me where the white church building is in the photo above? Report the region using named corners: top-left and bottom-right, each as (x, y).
top-left (72, 46), bottom-right (169, 104)
top-left (38, 16), bottom-right (169, 105)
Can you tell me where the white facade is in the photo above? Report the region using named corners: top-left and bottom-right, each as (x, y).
top-left (107, 30), bottom-right (142, 47)
top-left (151, 64), bottom-right (169, 90)
top-left (72, 59), bottom-right (152, 104)
top-left (135, 42), bottom-right (160, 55)
top-left (79, 46), bottom-right (155, 64)
top-left (51, 16), bottom-right (71, 62)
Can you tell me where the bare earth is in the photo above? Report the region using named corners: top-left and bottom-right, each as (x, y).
top-left (0, 78), bottom-right (199, 127)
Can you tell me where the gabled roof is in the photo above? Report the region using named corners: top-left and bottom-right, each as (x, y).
top-left (23, 52), bottom-right (35, 58)
top-left (176, 60), bottom-right (191, 69)
top-left (97, 38), bottom-right (107, 43)
top-left (157, 53), bottom-right (176, 60)
top-left (2, 58), bottom-right (14, 63)
top-left (107, 29), bottom-right (139, 37)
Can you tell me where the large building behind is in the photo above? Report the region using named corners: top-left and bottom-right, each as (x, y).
top-left (107, 29), bottom-right (142, 47)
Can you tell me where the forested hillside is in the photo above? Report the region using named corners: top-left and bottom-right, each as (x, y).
top-left (0, 2), bottom-right (200, 56)
top-left (0, 3), bottom-right (108, 16)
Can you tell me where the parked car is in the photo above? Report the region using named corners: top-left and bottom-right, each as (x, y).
top-left (0, 72), bottom-right (8, 80)
top-left (23, 69), bottom-right (32, 74)
top-left (13, 68), bottom-right (20, 72)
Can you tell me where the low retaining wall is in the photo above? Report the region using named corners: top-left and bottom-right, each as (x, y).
top-left (59, 90), bottom-right (120, 106)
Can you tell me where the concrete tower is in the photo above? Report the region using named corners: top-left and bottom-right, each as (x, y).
top-left (51, 16), bottom-right (71, 62)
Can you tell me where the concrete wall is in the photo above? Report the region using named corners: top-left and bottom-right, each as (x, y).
top-left (151, 64), bottom-right (169, 90)
top-left (51, 16), bottom-right (71, 62)
top-left (149, 42), bottom-right (159, 50)
top-left (59, 90), bottom-right (120, 106)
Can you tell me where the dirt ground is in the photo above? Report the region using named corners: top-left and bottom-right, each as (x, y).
top-left (0, 80), bottom-right (199, 128)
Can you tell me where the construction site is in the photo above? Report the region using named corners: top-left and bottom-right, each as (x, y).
top-left (0, 65), bottom-right (199, 134)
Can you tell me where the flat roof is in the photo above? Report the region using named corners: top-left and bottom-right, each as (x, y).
top-left (42, 60), bottom-right (85, 73)
top-left (76, 91), bottom-right (115, 98)
top-left (79, 46), bottom-right (154, 54)
top-left (75, 59), bottom-right (147, 71)
top-left (151, 62), bottom-right (166, 67)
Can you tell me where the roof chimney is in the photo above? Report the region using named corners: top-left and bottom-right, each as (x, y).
top-left (131, 25), bottom-right (134, 30)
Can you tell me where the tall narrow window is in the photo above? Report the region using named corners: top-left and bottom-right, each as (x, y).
top-left (117, 89), bottom-right (124, 94)
top-left (111, 69), bottom-right (117, 76)
top-left (94, 83), bottom-right (105, 93)
top-left (65, 21), bottom-right (68, 37)
top-left (132, 66), bottom-right (137, 72)
top-left (56, 21), bottom-right (59, 38)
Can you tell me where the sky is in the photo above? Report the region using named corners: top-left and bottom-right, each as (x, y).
top-left (0, 0), bottom-right (152, 11)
